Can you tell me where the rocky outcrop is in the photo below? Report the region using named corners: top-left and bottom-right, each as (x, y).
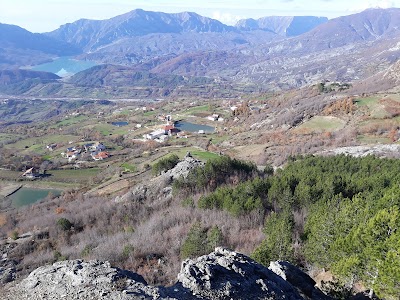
top-left (3, 248), bottom-right (330, 300)
top-left (178, 247), bottom-right (309, 300)
top-left (269, 261), bottom-right (331, 300)
top-left (115, 154), bottom-right (204, 203)
top-left (322, 144), bottom-right (400, 158)
top-left (162, 152), bottom-right (204, 181)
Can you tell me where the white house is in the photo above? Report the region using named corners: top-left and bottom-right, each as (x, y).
top-left (144, 129), bottom-right (166, 140)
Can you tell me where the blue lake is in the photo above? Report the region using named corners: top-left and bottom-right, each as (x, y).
top-left (10, 188), bottom-right (61, 208)
top-left (174, 121), bottom-right (215, 133)
top-left (31, 57), bottom-right (97, 77)
top-left (111, 121), bottom-right (129, 127)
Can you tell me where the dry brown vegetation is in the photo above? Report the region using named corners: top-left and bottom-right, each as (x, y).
top-left (1, 184), bottom-right (265, 285)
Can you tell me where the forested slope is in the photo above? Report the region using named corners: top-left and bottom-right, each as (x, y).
top-left (177, 155), bottom-right (400, 298)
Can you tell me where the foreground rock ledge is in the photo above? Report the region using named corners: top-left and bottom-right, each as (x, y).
top-left (3, 247), bottom-right (330, 300)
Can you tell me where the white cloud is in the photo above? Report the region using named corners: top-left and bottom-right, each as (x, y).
top-left (212, 11), bottom-right (243, 25)
top-left (372, 0), bottom-right (395, 8)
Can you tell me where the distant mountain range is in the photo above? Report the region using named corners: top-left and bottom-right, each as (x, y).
top-left (235, 16), bottom-right (328, 37)
top-left (0, 23), bottom-right (80, 67)
top-left (1, 8), bottom-right (400, 96)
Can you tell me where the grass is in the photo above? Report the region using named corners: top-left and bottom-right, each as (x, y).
top-left (190, 151), bottom-right (220, 160)
top-left (0, 168), bottom-right (101, 185)
top-left (121, 163), bottom-right (136, 173)
top-left (47, 168), bottom-right (101, 180)
top-left (167, 147), bottom-right (219, 161)
top-left (4, 135), bottom-right (79, 152)
top-left (296, 116), bottom-right (345, 133)
top-left (52, 115), bottom-right (89, 128)
top-left (143, 111), bottom-right (156, 117)
top-left (91, 124), bottom-right (130, 136)
top-left (0, 133), bottom-right (19, 142)
top-left (357, 135), bottom-right (391, 144)
top-left (355, 97), bottom-right (378, 107)
top-left (355, 96), bottom-right (389, 118)
top-left (183, 105), bottom-right (211, 116)
top-left (211, 135), bottom-right (230, 144)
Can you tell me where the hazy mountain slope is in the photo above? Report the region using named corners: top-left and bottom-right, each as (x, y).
top-left (0, 69), bottom-right (60, 84)
top-left (152, 8), bottom-right (400, 89)
top-left (46, 9), bottom-right (238, 52)
top-left (299, 8), bottom-right (400, 51)
top-left (0, 69), bottom-right (61, 95)
top-left (46, 9), bottom-right (281, 67)
top-left (0, 23), bottom-right (80, 68)
top-left (79, 30), bottom-right (278, 66)
top-left (67, 64), bottom-right (215, 87)
top-left (236, 16), bottom-right (328, 37)
top-left (0, 23), bottom-right (79, 55)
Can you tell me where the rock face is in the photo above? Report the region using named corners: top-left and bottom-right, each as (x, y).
top-left (3, 248), bottom-right (330, 300)
top-left (178, 247), bottom-right (308, 300)
top-left (269, 261), bottom-right (331, 300)
top-left (115, 154), bottom-right (204, 203)
top-left (162, 153), bottom-right (204, 181)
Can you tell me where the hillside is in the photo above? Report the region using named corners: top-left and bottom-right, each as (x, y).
top-left (3, 248), bottom-right (333, 300)
top-left (46, 9), bottom-right (239, 52)
top-left (0, 64), bottom-right (253, 99)
top-left (2, 9), bottom-right (400, 92)
top-left (236, 16), bottom-right (328, 37)
top-left (0, 23), bottom-right (80, 68)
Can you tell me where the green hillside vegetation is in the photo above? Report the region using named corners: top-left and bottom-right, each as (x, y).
top-left (193, 155), bottom-right (400, 299)
top-left (173, 155), bottom-right (257, 194)
top-left (296, 116), bottom-right (346, 133)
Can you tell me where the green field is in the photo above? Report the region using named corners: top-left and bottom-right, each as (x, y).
top-left (355, 97), bottom-right (389, 118)
top-left (143, 111), bottom-right (156, 117)
top-left (355, 97), bottom-right (378, 107)
top-left (53, 115), bottom-right (89, 127)
top-left (297, 116), bottom-right (346, 132)
top-left (357, 135), bottom-right (391, 144)
top-left (90, 123), bottom-right (130, 136)
top-left (46, 168), bottom-right (101, 182)
top-left (0, 168), bottom-right (101, 185)
top-left (0, 133), bottom-right (20, 142)
top-left (161, 147), bottom-right (219, 161)
top-left (4, 134), bottom-right (79, 152)
top-left (183, 105), bottom-right (210, 115)
top-left (211, 135), bottom-right (230, 145)
top-left (120, 163), bottom-right (137, 173)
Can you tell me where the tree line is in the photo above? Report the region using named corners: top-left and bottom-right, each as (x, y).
top-left (174, 154), bottom-right (400, 299)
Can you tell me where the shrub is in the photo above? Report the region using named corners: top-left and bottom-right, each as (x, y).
top-left (152, 154), bottom-right (180, 175)
top-left (56, 218), bottom-right (73, 231)
top-left (180, 223), bottom-right (224, 259)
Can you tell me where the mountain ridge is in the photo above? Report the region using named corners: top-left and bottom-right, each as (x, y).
top-left (235, 16), bottom-right (328, 37)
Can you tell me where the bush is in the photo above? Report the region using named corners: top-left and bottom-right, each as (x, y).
top-left (180, 223), bottom-right (224, 259)
top-left (10, 230), bottom-right (19, 240)
top-left (152, 154), bottom-right (180, 175)
top-left (56, 218), bottom-right (73, 231)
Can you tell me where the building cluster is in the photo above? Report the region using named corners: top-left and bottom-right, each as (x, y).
top-left (143, 124), bottom-right (181, 143)
top-left (61, 142), bottom-right (109, 162)
top-left (206, 114), bottom-right (224, 122)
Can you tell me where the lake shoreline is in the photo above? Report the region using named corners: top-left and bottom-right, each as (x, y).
top-left (4, 185), bottom-right (22, 197)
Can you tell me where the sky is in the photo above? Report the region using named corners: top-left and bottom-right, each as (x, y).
top-left (1, 0), bottom-right (400, 33)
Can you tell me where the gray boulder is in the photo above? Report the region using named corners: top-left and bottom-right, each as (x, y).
top-left (177, 247), bottom-right (306, 300)
top-left (3, 248), bottom-right (330, 300)
top-left (269, 261), bottom-right (332, 300)
top-left (115, 155), bottom-right (203, 203)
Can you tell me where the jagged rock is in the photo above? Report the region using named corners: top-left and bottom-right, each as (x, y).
top-left (0, 266), bottom-right (15, 284)
top-left (8, 259), bottom-right (160, 300)
top-left (177, 247), bottom-right (306, 300)
top-left (269, 261), bottom-right (332, 300)
top-left (115, 155), bottom-right (203, 203)
top-left (4, 248), bottom-right (330, 300)
top-left (162, 155), bottom-right (204, 180)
